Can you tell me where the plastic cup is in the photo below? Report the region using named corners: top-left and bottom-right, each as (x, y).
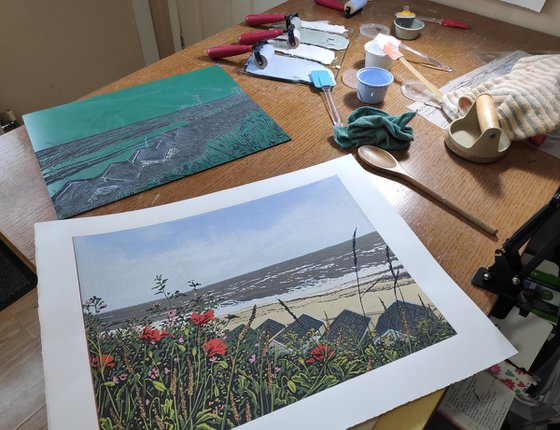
top-left (364, 40), bottom-right (393, 70)
top-left (356, 67), bottom-right (394, 104)
top-left (394, 17), bottom-right (425, 40)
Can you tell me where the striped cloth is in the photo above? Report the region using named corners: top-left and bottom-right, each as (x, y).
top-left (441, 55), bottom-right (560, 141)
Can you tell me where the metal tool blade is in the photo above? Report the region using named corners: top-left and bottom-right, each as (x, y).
top-left (400, 43), bottom-right (453, 72)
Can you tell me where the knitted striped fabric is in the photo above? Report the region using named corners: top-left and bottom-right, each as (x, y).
top-left (442, 55), bottom-right (560, 141)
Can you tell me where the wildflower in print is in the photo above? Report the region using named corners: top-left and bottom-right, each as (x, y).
top-left (90, 354), bottom-right (115, 369)
top-left (149, 367), bottom-right (159, 379)
top-left (249, 354), bottom-right (257, 364)
top-left (204, 338), bottom-right (227, 357)
top-left (178, 337), bottom-right (185, 344)
top-left (119, 372), bottom-right (128, 381)
top-left (488, 364), bottom-right (501, 376)
top-left (191, 309), bottom-right (216, 326)
top-left (502, 379), bottom-right (515, 390)
top-left (306, 343), bottom-right (334, 364)
top-left (167, 309), bottom-right (176, 320)
top-left (140, 326), bottom-right (173, 343)
top-left (112, 376), bottom-right (120, 385)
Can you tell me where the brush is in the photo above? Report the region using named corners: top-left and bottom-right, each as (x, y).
top-left (310, 70), bottom-right (343, 126)
top-left (382, 43), bottom-right (443, 98)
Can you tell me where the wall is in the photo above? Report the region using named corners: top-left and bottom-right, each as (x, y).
top-left (0, 0), bottom-right (146, 122)
top-left (428, 0), bottom-right (560, 36)
top-left (177, 0), bottom-right (286, 47)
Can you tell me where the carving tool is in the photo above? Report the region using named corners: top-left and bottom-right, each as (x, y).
top-left (416, 15), bottom-right (469, 29)
top-left (314, 0), bottom-right (367, 18)
top-left (382, 43), bottom-right (443, 98)
top-left (399, 43), bottom-right (452, 72)
top-left (310, 70), bottom-right (343, 126)
top-left (357, 145), bottom-right (498, 235)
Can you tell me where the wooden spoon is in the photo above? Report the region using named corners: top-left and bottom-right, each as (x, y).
top-left (357, 145), bottom-right (498, 236)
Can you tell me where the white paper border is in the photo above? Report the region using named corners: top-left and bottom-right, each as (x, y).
top-left (35, 155), bottom-right (516, 430)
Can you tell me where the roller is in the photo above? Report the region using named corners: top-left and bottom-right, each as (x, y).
top-left (314, 0), bottom-right (367, 17)
top-left (444, 93), bottom-right (511, 163)
top-left (244, 13), bottom-right (299, 30)
top-left (207, 43), bottom-right (274, 69)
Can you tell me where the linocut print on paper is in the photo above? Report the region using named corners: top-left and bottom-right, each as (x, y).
top-left (73, 176), bottom-right (457, 430)
top-left (23, 65), bottom-right (290, 219)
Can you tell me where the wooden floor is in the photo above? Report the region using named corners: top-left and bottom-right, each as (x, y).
top-left (0, 289), bottom-right (47, 430)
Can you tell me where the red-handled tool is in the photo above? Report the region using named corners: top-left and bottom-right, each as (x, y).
top-left (207, 45), bottom-right (253, 60)
top-left (314, 0), bottom-right (344, 12)
top-left (245, 13), bottom-right (298, 28)
top-left (238, 29), bottom-right (284, 45)
top-left (417, 16), bottom-right (469, 29)
top-left (207, 42), bottom-right (271, 69)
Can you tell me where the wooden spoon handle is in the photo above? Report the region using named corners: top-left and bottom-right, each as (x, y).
top-left (398, 57), bottom-right (443, 98)
top-left (405, 174), bottom-right (498, 235)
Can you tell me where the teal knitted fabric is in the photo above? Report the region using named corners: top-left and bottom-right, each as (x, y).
top-left (334, 107), bottom-right (416, 150)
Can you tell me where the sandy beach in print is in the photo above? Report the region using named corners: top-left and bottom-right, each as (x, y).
top-left (229, 273), bottom-right (435, 330)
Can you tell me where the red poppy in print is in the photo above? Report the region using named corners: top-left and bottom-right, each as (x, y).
top-left (191, 310), bottom-right (216, 326)
top-left (502, 379), bottom-right (515, 390)
top-left (91, 354), bottom-right (115, 369)
top-left (140, 326), bottom-right (173, 343)
top-left (306, 343), bottom-right (334, 364)
top-left (204, 338), bottom-right (228, 357)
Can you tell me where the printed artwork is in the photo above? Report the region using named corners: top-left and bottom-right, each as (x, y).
top-left (74, 176), bottom-right (456, 430)
top-left (23, 65), bottom-right (290, 219)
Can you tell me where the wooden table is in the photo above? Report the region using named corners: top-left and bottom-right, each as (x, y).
top-left (1, 0), bottom-right (559, 428)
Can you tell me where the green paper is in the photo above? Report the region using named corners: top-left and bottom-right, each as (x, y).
top-left (23, 66), bottom-right (291, 218)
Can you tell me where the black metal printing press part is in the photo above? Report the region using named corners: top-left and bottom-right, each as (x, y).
top-left (472, 188), bottom-right (560, 319)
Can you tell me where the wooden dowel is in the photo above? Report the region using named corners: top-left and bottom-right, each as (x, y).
top-left (398, 57), bottom-right (443, 98)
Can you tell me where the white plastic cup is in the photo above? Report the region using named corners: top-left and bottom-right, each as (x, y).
top-left (357, 67), bottom-right (394, 104)
top-left (364, 40), bottom-right (393, 70)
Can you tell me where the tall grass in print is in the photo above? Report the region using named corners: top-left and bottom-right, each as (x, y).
top-left (83, 235), bottom-right (455, 429)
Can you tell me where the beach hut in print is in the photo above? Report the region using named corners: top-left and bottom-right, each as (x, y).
top-left (272, 313), bottom-right (324, 350)
top-left (323, 309), bottom-right (371, 347)
top-left (256, 319), bottom-right (285, 340)
top-left (226, 324), bottom-right (255, 342)
top-left (375, 300), bottom-right (436, 337)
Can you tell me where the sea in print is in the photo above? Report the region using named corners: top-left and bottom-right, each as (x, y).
top-left (75, 176), bottom-right (456, 430)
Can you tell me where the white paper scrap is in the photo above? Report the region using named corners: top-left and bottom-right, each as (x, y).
top-left (300, 20), bottom-right (347, 34)
top-left (499, 0), bottom-right (546, 12)
top-left (490, 311), bottom-right (553, 369)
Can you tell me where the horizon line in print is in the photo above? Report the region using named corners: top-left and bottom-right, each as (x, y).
top-left (24, 65), bottom-right (290, 219)
top-left (73, 175), bottom-right (456, 430)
